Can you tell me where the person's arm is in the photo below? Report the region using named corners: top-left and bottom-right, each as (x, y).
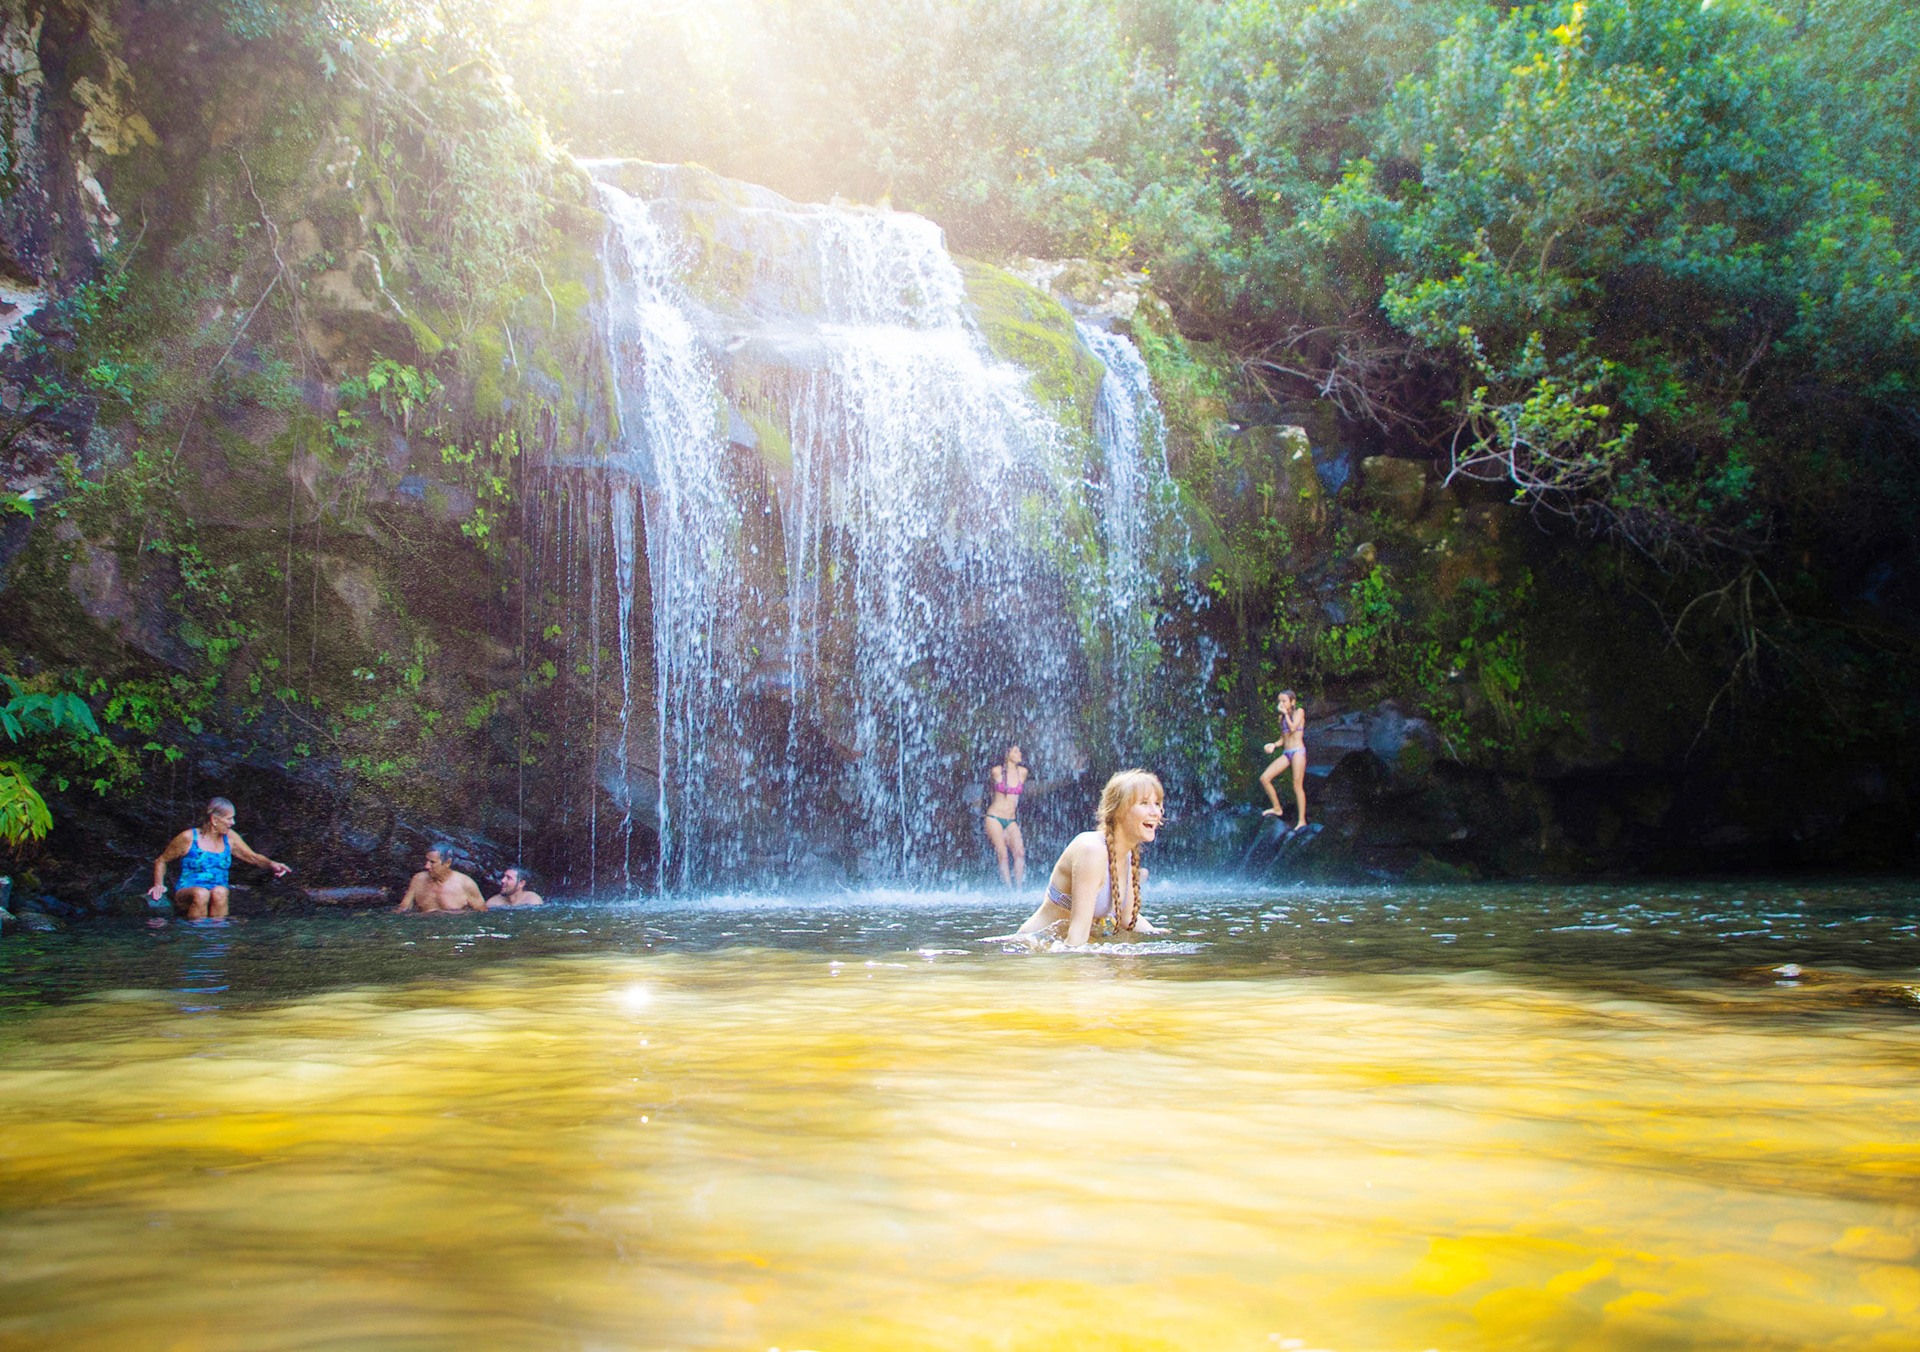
top-left (483, 892), bottom-right (508, 909)
top-left (460, 874), bottom-right (488, 911)
top-left (395, 871), bottom-right (428, 912)
top-left (147, 831), bottom-right (190, 900)
top-left (228, 831), bottom-right (293, 879)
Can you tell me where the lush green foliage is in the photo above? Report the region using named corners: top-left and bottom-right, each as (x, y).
top-left (0, 675), bottom-right (100, 846)
top-left (486, 0), bottom-right (1917, 569)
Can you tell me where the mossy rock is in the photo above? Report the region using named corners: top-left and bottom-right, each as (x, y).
top-left (1361, 455), bottom-right (1429, 521)
top-left (1230, 424), bottom-right (1327, 534)
top-left (957, 258), bottom-right (1102, 437)
top-left (1124, 292), bottom-right (1233, 463)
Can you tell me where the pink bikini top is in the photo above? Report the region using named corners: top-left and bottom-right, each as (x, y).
top-left (992, 770), bottom-right (1025, 795)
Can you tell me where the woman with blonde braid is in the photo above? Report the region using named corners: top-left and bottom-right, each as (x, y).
top-left (1013, 769), bottom-right (1167, 945)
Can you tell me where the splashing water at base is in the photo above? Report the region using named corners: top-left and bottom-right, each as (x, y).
top-left (1, 879), bottom-right (1918, 1349)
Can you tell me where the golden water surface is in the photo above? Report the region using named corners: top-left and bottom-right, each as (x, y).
top-left (1, 887), bottom-right (1918, 1350)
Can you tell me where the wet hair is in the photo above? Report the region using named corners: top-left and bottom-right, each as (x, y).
top-left (428, 841), bottom-right (458, 863)
top-left (200, 797), bottom-right (236, 828)
top-left (1277, 689), bottom-right (1296, 705)
top-left (1095, 769), bottom-right (1163, 932)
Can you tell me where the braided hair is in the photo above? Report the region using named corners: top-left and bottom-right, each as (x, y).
top-left (1096, 769), bottom-right (1162, 932)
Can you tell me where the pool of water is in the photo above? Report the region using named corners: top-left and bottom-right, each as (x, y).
top-left (1, 877), bottom-right (1917, 1349)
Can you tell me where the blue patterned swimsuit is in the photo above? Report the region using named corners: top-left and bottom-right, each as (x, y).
top-left (176, 828), bottom-right (232, 893)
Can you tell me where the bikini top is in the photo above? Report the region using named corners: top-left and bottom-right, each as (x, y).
top-left (991, 769), bottom-right (1025, 795)
top-left (1044, 843), bottom-right (1135, 927)
top-left (1046, 871), bottom-right (1110, 919)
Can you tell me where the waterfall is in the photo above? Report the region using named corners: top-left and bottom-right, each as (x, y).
top-left (1078, 321), bottom-right (1181, 761)
top-left (556, 163), bottom-right (1190, 891)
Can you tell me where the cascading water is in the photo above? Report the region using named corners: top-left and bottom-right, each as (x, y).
top-left (554, 162), bottom-right (1193, 891)
top-left (1077, 321), bottom-right (1184, 761)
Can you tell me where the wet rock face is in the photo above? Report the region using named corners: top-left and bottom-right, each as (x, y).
top-left (1, 5), bottom-right (86, 289)
top-left (56, 522), bottom-right (194, 668)
top-left (0, 15), bottom-right (619, 905)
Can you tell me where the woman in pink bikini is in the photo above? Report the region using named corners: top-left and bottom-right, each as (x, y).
top-left (983, 744), bottom-right (1028, 888)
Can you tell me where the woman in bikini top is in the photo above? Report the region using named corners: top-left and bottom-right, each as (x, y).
top-left (1013, 768), bottom-right (1167, 944)
top-left (983, 744), bottom-right (1028, 889)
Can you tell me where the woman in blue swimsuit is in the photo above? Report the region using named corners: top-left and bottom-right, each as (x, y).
top-left (1014, 768), bottom-right (1166, 944)
top-left (983, 744), bottom-right (1028, 888)
top-left (146, 797), bottom-right (293, 921)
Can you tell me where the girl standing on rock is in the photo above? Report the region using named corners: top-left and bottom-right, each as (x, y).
top-left (147, 797), bottom-right (293, 922)
top-left (1259, 690), bottom-right (1308, 829)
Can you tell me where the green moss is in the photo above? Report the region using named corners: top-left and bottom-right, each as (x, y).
top-left (958, 258), bottom-right (1103, 436)
top-left (743, 407), bottom-right (792, 474)
top-left (403, 312), bottom-right (446, 358)
top-left (465, 329), bottom-right (508, 420)
top-left (1126, 293), bottom-right (1232, 468)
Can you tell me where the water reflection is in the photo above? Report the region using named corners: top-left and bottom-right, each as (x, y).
top-left (0, 879), bottom-right (1915, 1348)
top-left (176, 930), bottom-right (232, 1014)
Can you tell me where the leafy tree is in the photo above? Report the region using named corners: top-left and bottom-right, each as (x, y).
top-left (0, 678), bottom-right (100, 847)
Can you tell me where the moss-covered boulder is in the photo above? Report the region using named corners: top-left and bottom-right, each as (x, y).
top-left (958, 258), bottom-right (1104, 436)
top-left (1360, 455), bottom-right (1429, 520)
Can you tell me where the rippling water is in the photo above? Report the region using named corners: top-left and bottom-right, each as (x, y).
top-left (2, 878), bottom-right (1918, 1349)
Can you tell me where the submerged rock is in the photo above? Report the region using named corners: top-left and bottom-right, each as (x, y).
top-left (304, 886), bottom-right (391, 907)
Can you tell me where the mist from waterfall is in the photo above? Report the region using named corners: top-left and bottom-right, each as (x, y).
top-left (560, 164), bottom-right (1193, 891)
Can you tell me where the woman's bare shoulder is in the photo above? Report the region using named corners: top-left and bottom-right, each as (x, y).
top-left (1062, 830), bottom-right (1105, 861)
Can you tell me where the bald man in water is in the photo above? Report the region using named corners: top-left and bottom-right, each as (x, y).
top-left (395, 843), bottom-right (487, 913)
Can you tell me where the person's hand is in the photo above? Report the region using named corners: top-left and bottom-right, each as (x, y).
top-left (146, 883), bottom-right (165, 902)
top-left (1263, 741), bottom-right (1276, 754)
top-left (270, 862), bottom-right (293, 879)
